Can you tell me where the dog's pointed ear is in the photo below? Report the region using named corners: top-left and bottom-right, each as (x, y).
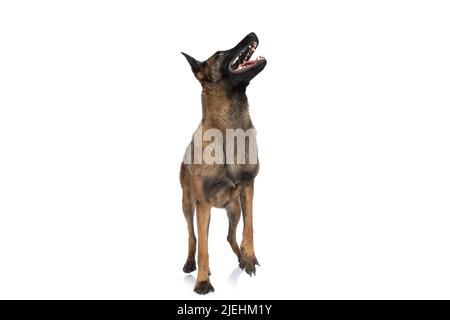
top-left (181, 52), bottom-right (204, 80)
top-left (181, 52), bottom-right (201, 73)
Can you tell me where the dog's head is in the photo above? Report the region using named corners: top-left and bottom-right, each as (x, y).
top-left (182, 32), bottom-right (266, 88)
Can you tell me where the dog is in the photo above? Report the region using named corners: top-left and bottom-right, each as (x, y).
top-left (180, 32), bottom-right (267, 294)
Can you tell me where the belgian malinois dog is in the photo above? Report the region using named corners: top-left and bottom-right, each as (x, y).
top-left (180, 32), bottom-right (267, 294)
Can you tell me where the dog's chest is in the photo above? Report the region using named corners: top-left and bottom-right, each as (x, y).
top-left (225, 163), bottom-right (259, 184)
top-left (201, 164), bottom-right (259, 208)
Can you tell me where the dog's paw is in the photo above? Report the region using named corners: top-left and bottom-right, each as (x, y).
top-left (183, 259), bottom-right (196, 273)
top-left (194, 280), bottom-right (215, 295)
top-left (239, 253), bottom-right (259, 276)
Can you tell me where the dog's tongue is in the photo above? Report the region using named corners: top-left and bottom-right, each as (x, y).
top-left (241, 60), bottom-right (256, 67)
top-left (241, 56), bottom-right (264, 68)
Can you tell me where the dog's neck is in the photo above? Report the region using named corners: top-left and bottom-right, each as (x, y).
top-left (200, 83), bottom-right (252, 129)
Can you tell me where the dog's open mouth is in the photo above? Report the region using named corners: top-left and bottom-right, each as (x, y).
top-left (229, 41), bottom-right (265, 73)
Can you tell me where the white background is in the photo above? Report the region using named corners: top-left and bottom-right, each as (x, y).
top-left (1, 1), bottom-right (449, 299)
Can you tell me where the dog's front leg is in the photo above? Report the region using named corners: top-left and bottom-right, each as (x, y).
top-left (239, 181), bottom-right (259, 275)
top-left (194, 201), bottom-right (214, 294)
